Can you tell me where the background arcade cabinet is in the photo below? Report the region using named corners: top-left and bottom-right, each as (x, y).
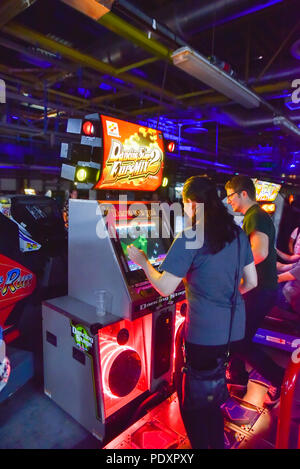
top-left (253, 179), bottom-right (283, 242)
top-left (0, 195), bottom-right (67, 401)
top-left (250, 181), bottom-right (300, 352)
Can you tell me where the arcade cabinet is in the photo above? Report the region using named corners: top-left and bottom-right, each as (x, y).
top-left (42, 199), bottom-right (185, 443)
top-left (0, 195), bottom-right (67, 401)
top-left (253, 179), bottom-right (283, 242)
top-left (42, 113), bottom-right (187, 443)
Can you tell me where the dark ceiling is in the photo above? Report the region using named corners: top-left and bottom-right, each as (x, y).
top-left (0, 0), bottom-right (300, 185)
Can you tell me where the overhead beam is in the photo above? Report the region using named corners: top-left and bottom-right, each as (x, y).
top-left (98, 11), bottom-right (171, 61)
top-left (130, 79), bottom-right (294, 116)
top-left (3, 22), bottom-right (177, 102)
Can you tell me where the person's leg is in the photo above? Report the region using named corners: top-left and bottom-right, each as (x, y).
top-left (227, 288), bottom-right (263, 384)
top-left (277, 283), bottom-right (294, 311)
top-left (178, 343), bottom-right (227, 448)
top-left (208, 405), bottom-right (225, 449)
top-left (232, 288), bottom-right (285, 388)
top-left (180, 406), bottom-right (210, 449)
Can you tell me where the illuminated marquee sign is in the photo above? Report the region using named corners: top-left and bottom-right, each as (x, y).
top-left (254, 179), bottom-right (281, 202)
top-left (94, 115), bottom-right (164, 191)
top-left (0, 254), bottom-right (36, 304)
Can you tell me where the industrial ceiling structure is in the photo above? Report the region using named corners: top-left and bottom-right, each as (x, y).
top-left (0, 0), bottom-right (300, 186)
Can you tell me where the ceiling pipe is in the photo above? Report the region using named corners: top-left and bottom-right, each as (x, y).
top-left (221, 109), bottom-right (300, 128)
top-left (2, 22), bottom-right (178, 103)
top-left (113, 0), bottom-right (283, 41)
top-left (149, 0), bottom-right (284, 38)
top-left (0, 36), bottom-right (169, 112)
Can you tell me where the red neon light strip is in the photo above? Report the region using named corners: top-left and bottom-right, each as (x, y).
top-left (276, 359), bottom-right (300, 448)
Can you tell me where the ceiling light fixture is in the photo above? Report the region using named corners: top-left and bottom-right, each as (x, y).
top-left (171, 46), bottom-right (261, 109)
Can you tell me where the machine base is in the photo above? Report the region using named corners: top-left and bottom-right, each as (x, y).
top-left (103, 370), bottom-right (280, 450)
top-left (0, 346), bottom-right (34, 404)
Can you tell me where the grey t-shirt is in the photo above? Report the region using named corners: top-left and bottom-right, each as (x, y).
top-left (159, 227), bottom-right (253, 346)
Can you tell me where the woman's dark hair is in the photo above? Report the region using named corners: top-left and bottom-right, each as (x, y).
top-left (183, 175), bottom-right (238, 254)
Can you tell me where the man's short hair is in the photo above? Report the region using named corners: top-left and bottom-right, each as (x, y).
top-left (225, 175), bottom-right (256, 201)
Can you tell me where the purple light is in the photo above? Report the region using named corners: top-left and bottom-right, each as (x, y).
top-left (77, 87), bottom-right (91, 98)
top-left (201, 0), bottom-right (283, 31)
top-left (285, 101), bottom-right (300, 111)
top-left (99, 82), bottom-right (113, 91)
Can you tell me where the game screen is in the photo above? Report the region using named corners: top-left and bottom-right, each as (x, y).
top-left (253, 180), bottom-right (281, 202)
top-left (116, 219), bottom-right (167, 272)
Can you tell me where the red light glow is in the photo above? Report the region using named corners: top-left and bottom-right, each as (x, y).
top-left (82, 121), bottom-right (95, 136)
top-left (97, 316), bottom-right (150, 419)
top-left (100, 339), bottom-right (137, 399)
top-left (167, 142), bottom-right (175, 152)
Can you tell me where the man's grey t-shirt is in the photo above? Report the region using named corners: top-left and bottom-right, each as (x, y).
top-left (159, 227), bottom-right (253, 346)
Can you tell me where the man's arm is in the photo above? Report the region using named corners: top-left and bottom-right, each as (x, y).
top-left (277, 262), bottom-right (295, 272)
top-left (249, 230), bottom-right (269, 265)
top-left (278, 271), bottom-right (296, 283)
top-left (239, 261), bottom-right (258, 295)
top-left (276, 248), bottom-right (300, 263)
top-left (288, 237), bottom-right (295, 254)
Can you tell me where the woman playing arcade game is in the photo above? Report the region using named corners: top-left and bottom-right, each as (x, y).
top-left (127, 176), bottom-right (257, 449)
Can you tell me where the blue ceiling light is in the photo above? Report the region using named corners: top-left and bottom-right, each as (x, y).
top-left (19, 53), bottom-right (52, 69)
top-left (183, 126), bottom-right (208, 134)
top-left (285, 100), bottom-right (300, 111)
top-left (77, 87), bottom-right (91, 98)
top-left (109, 76), bottom-right (126, 85)
top-left (99, 82), bottom-right (113, 91)
top-left (131, 68), bottom-right (147, 78)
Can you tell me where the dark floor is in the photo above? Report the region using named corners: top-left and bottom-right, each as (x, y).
top-left (0, 340), bottom-right (298, 450)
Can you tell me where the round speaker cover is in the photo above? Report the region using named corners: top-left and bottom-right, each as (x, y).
top-left (108, 349), bottom-right (142, 397)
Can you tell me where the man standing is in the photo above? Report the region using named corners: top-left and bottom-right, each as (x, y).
top-left (225, 175), bottom-right (284, 405)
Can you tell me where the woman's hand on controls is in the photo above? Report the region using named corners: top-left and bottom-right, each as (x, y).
top-left (127, 245), bottom-right (148, 267)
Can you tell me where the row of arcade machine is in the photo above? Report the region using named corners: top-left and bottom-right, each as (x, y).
top-left (1, 110), bottom-right (291, 448)
top-left (250, 181), bottom-right (300, 354)
top-left (40, 111), bottom-right (300, 448)
top-left (227, 179), bottom-right (300, 354)
top-left (0, 194), bottom-right (67, 401)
